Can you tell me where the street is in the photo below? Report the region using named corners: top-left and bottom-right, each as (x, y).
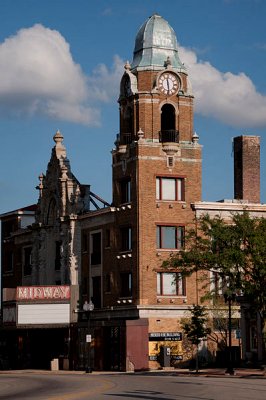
top-left (0, 371), bottom-right (265, 400)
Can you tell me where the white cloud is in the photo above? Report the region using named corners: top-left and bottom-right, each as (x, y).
top-left (87, 55), bottom-right (124, 103)
top-left (179, 46), bottom-right (266, 128)
top-left (1, 24), bottom-right (265, 129)
top-left (0, 24), bottom-right (98, 126)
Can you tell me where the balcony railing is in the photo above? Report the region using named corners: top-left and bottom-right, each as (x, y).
top-left (159, 130), bottom-right (179, 143)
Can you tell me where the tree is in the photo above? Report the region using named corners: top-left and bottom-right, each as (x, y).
top-left (163, 212), bottom-right (266, 362)
top-left (207, 303), bottom-right (230, 352)
top-left (182, 305), bottom-right (211, 372)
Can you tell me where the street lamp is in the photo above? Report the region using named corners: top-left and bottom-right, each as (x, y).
top-left (224, 292), bottom-right (236, 375)
top-left (83, 299), bottom-right (94, 373)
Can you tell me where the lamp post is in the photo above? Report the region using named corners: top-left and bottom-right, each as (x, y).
top-left (224, 292), bottom-right (236, 375)
top-left (83, 300), bottom-right (94, 373)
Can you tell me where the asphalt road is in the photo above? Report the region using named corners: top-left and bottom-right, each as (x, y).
top-left (0, 372), bottom-right (266, 400)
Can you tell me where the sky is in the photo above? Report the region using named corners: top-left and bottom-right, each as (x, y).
top-left (0, 0), bottom-right (266, 215)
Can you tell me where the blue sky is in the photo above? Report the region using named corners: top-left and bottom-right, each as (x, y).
top-left (0, 0), bottom-right (266, 214)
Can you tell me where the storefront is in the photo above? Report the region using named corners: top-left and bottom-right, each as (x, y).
top-left (0, 285), bottom-right (76, 370)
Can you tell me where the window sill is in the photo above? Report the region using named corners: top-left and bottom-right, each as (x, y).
top-left (157, 296), bottom-right (187, 304)
top-left (117, 298), bottom-right (133, 304)
top-left (156, 249), bottom-right (182, 253)
top-left (117, 251), bottom-right (132, 259)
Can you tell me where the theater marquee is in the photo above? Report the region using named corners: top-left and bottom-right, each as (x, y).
top-left (16, 286), bottom-right (71, 325)
top-left (17, 286), bottom-right (70, 301)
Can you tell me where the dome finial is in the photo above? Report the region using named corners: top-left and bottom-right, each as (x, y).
top-left (192, 131), bottom-right (199, 144)
top-left (124, 61), bottom-right (131, 71)
top-left (53, 129), bottom-right (63, 144)
top-left (53, 130), bottom-right (66, 158)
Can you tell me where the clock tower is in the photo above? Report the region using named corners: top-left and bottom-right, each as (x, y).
top-left (112, 14), bottom-right (202, 308)
top-left (113, 14), bottom-right (201, 314)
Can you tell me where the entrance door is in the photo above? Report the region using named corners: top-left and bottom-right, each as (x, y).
top-left (29, 328), bottom-right (67, 369)
top-left (103, 326), bottom-right (124, 371)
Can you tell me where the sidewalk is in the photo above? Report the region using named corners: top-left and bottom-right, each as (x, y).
top-left (173, 367), bottom-right (266, 378)
top-left (0, 367), bottom-right (265, 378)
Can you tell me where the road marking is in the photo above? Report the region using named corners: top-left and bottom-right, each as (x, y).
top-left (46, 377), bottom-right (116, 400)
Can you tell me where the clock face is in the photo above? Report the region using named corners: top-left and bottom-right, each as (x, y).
top-left (158, 73), bottom-right (179, 95)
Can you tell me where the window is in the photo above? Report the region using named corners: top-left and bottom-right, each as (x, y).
top-left (161, 104), bottom-right (176, 131)
top-left (156, 225), bottom-right (184, 249)
top-left (157, 272), bottom-right (186, 296)
top-left (23, 247), bottom-right (32, 276)
top-left (121, 227), bottom-right (132, 251)
top-left (211, 271), bottom-right (228, 297)
top-left (120, 272), bottom-right (132, 297)
top-left (2, 220), bottom-right (15, 238)
top-left (120, 178), bottom-right (131, 204)
top-left (90, 232), bottom-right (101, 265)
top-left (156, 177), bottom-right (184, 201)
top-left (92, 276), bottom-right (101, 308)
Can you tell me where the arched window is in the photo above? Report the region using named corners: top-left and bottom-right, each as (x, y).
top-left (161, 104), bottom-right (175, 131)
top-left (160, 104), bottom-right (178, 143)
top-left (122, 107), bottom-right (133, 144)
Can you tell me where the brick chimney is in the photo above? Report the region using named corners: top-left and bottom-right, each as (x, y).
top-left (234, 135), bottom-right (260, 203)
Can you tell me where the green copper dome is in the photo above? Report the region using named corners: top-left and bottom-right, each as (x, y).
top-left (131, 14), bottom-right (185, 71)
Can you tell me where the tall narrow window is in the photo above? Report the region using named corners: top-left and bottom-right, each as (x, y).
top-left (120, 178), bottom-right (131, 204)
top-left (91, 232), bottom-right (101, 265)
top-left (121, 227), bottom-right (132, 251)
top-left (156, 225), bottom-right (184, 249)
top-left (120, 272), bottom-right (132, 297)
top-left (156, 177), bottom-right (185, 201)
top-left (92, 276), bottom-right (101, 308)
top-left (157, 272), bottom-right (186, 296)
